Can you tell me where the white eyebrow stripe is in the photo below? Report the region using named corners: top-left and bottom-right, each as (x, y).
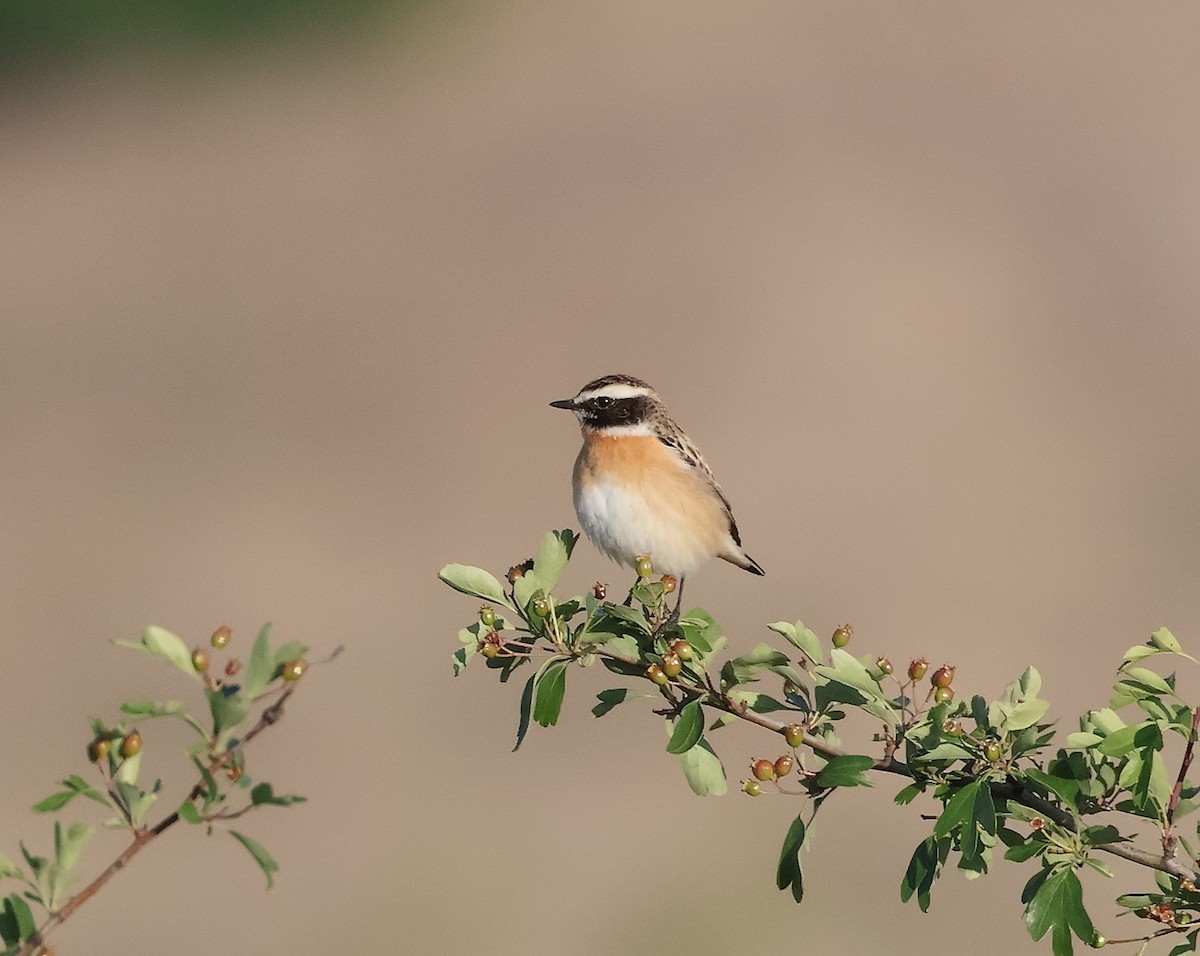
top-left (576, 383), bottom-right (655, 402)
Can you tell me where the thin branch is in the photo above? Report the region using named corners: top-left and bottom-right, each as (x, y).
top-left (18, 687), bottom-right (298, 956)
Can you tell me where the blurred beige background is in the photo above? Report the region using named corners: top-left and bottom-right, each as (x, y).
top-left (3, 3), bottom-right (1200, 953)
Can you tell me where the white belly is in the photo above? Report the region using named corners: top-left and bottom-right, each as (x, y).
top-left (573, 479), bottom-right (713, 577)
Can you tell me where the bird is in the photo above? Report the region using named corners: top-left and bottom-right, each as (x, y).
top-left (550, 374), bottom-right (763, 611)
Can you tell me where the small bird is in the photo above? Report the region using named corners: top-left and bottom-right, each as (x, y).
top-left (551, 374), bottom-right (763, 608)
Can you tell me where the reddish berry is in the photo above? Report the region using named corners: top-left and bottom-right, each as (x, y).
top-left (774, 754), bottom-right (794, 778)
top-left (593, 582), bottom-right (607, 601)
top-left (931, 665), bottom-right (956, 689)
top-left (784, 723), bottom-right (805, 748)
top-left (752, 758), bottom-right (775, 782)
top-left (647, 664), bottom-right (670, 686)
top-left (210, 625), bottom-right (232, 649)
top-left (281, 658), bottom-right (308, 682)
top-left (120, 731), bottom-right (143, 758)
top-left (908, 658), bottom-right (929, 681)
top-left (876, 656), bottom-right (893, 675)
top-left (227, 765), bottom-right (244, 782)
top-left (225, 658), bottom-right (242, 677)
top-left (670, 639), bottom-right (695, 661)
top-left (661, 574), bottom-right (678, 594)
top-left (87, 738), bottom-right (111, 763)
top-left (831, 624), bottom-right (853, 648)
top-left (507, 560), bottom-right (533, 584)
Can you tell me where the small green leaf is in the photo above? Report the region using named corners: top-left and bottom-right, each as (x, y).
top-left (667, 701), bottom-right (704, 755)
top-left (815, 754), bottom-right (875, 789)
top-left (0, 893), bottom-right (35, 947)
top-left (230, 831), bottom-right (279, 889)
top-left (934, 781), bottom-right (980, 839)
top-left (513, 673), bottom-right (536, 752)
top-left (533, 662), bottom-right (568, 728)
top-left (209, 688), bottom-right (251, 750)
top-left (438, 564), bottom-right (509, 604)
top-left (250, 783), bottom-right (306, 807)
top-left (894, 783), bottom-right (924, 805)
top-left (1151, 627), bottom-right (1182, 653)
top-left (178, 801), bottom-right (204, 824)
top-left (592, 687), bottom-right (649, 717)
top-left (725, 643), bottom-right (791, 686)
top-left (901, 836), bottom-right (949, 912)
top-left (597, 604), bottom-right (652, 635)
top-left (679, 737), bottom-right (727, 796)
top-left (242, 624), bottom-right (276, 698)
top-left (115, 625), bottom-right (198, 678)
top-left (1024, 866), bottom-right (1095, 955)
top-left (776, 815), bottom-right (806, 903)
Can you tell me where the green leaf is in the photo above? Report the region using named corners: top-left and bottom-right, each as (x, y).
top-left (54, 820), bottom-right (93, 872)
top-left (776, 815), bottom-right (806, 903)
top-left (815, 754), bottom-right (875, 789)
top-left (959, 782), bottom-right (997, 875)
top-left (1151, 627), bottom-right (1183, 653)
top-left (242, 623), bottom-right (276, 698)
top-left (894, 783), bottom-right (924, 806)
top-left (513, 673), bottom-right (536, 752)
top-left (901, 836), bottom-right (949, 912)
top-left (250, 783), bottom-right (306, 807)
top-left (438, 564), bottom-right (509, 604)
top-left (209, 688), bottom-right (251, 750)
top-left (230, 831), bottom-right (279, 889)
top-left (934, 781), bottom-right (980, 839)
top-left (679, 737), bottom-right (727, 796)
top-left (667, 701), bottom-right (704, 755)
top-left (769, 620), bottom-right (824, 666)
top-left (533, 662), bottom-right (568, 728)
top-left (0, 853), bottom-right (20, 881)
top-left (593, 687), bottom-right (649, 717)
top-left (596, 603), bottom-right (652, 635)
top-left (0, 893), bottom-right (35, 947)
top-left (1024, 866), bottom-right (1095, 955)
top-left (530, 530), bottom-right (576, 596)
top-left (178, 801), bottom-right (204, 824)
top-left (115, 780), bottom-right (157, 827)
top-left (725, 643), bottom-right (791, 686)
top-left (1120, 667), bottom-right (1175, 696)
top-left (115, 625), bottom-right (198, 678)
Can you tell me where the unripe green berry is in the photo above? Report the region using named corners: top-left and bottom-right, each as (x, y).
top-left (661, 652), bottom-right (683, 678)
top-left (281, 658), bottom-right (308, 682)
top-left (479, 606), bottom-right (497, 627)
top-left (876, 656), bottom-right (893, 675)
top-left (120, 731), bottom-right (142, 758)
top-left (191, 648), bottom-right (210, 673)
top-left (210, 625), bottom-right (232, 649)
top-left (908, 658), bottom-right (929, 681)
top-left (942, 718), bottom-right (962, 735)
top-left (742, 779), bottom-right (764, 796)
top-left (983, 739), bottom-right (1002, 763)
top-left (784, 723), bottom-right (805, 748)
top-left (831, 624), bottom-right (853, 648)
top-left (531, 596), bottom-right (550, 618)
top-left (930, 665), bottom-right (956, 689)
top-left (670, 639), bottom-right (695, 661)
top-left (774, 754), bottom-right (794, 778)
top-left (647, 664), bottom-right (669, 686)
top-left (752, 758), bottom-right (775, 782)
top-left (635, 555), bottom-right (654, 579)
top-left (87, 738), bottom-right (111, 763)
top-left (480, 642), bottom-right (500, 659)
top-left (933, 685), bottom-right (955, 704)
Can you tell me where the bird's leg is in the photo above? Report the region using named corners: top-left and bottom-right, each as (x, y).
top-left (623, 576), bottom-right (637, 607)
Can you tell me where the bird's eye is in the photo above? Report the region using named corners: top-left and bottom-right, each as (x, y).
top-left (593, 396), bottom-right (614, 409)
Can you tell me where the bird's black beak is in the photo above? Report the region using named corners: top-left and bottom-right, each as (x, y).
top-left (549, 399), bottom-right (577, 410)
